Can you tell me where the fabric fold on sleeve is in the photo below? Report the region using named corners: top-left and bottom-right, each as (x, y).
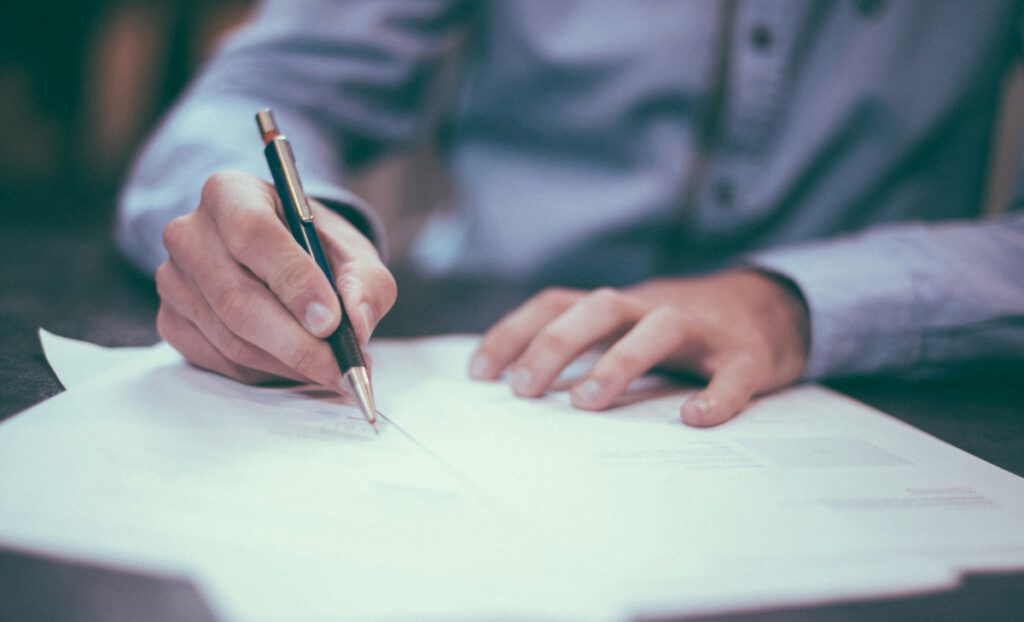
top-left (116, 0), bottom-right (469, 275)
top-left (747, 213), bottom-right (1024, 380)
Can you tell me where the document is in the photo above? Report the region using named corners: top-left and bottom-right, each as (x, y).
top-left (39, 329), bottom-right (153, 389)
top-left (1, 332), bottom-right (1022, 621)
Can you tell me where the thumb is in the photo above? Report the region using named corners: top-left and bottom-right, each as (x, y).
top-left (680, 358), bottom-right (762, 427)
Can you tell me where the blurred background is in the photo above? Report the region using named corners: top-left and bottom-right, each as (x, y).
top-left (1, 2), bottom-right (1021, 247)
top-left (0, 0), bottom-right (449, 261)
top-left (0, 0), bottom-right (253, 230)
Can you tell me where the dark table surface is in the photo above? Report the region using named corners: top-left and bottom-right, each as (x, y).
top-left (1, 222), bottom-right (1023, 621)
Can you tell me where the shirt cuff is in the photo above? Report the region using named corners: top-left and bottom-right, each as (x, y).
top-left (306, 184), bottom-right (389, 262)
top-left (116, 96), bottom-right (388, 274)
top-left (746, 236), bottom-right (922, 380)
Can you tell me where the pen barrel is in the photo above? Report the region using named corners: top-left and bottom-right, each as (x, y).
top-left (263, 140), bottom-right (367, 373)
top-left (263, 141), bottom-right (307, 241)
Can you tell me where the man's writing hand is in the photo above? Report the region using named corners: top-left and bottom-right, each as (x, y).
top-left (469, 270), bottom-right (810, 426)
top-left (156, 171), bottom-right (396, 390)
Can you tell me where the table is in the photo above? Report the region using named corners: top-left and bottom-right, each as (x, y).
top-left (1, 222), bottom-right (1022, 621)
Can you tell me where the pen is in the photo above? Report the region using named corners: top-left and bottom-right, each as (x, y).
top-left (255, 108), bottom-right (378, 430)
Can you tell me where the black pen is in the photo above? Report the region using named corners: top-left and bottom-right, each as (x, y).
top-left (255, 108), bottom-right (378, 430)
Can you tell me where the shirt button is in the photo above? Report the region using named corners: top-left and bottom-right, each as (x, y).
top-left (750, 24), bottom-right (774, 52)
top-left (713, 179), bottom-right (736, 208)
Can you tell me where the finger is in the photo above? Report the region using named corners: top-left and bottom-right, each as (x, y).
top-left (469, 287), bottom-right (582, 381)
top-left (363, 349), bottom-right (374, 378)
top-left (156, 260), bottom-right (309, 384)
top-left (164, 209), bottom-right (345, 393)
top-left (680, 356), bottom-right (764, 427)
top-left (158, 304), bottom-right (280, 385)
top-left (201, 171), bottom-right (343, 338)
top-left (330, 261), bottom-right (396, 347)
top-left (509, 288), bottom-right (641, 398)
top-left (571, 307), bottom-right (694, 410)
top-left (316, 203), bottom-right (397, 346)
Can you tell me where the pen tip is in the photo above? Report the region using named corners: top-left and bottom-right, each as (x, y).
top-left (344, 367), bottom-right (378, 431)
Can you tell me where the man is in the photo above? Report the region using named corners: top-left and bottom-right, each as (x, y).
top-left (117, 1), bottom-right (1024, 426)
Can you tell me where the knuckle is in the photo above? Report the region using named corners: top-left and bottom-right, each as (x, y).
top-left (155, 306), bottom-right (174, 341)
top-left (184, 294), bottom-right (207, 326)
top-left (475, 331), bottom-right (507, 357)
top-left (602, 348), bottom-right (643, 375)
top-left (201, 172), bottom-right (279, 246)
top-left (154, 263), bottom-right (171, 298)
top-left (370, 266), bottom-right (398, 309)
top-left (284, 345), bottom-right (324, 379)
top-left (214, 287), bottom-right (260, 337)
top-left (649, 305), bottom-right (685, 322)
top-left (161, 217), bottom-right (190, 255)
top-left (533, 327), bottom-right (572, 357)
top-left (729, 349), bottom-right (764, 374)
top-left (273, 257), bottom-right (315, 305)
top-left (649, 305), bottom-right (689, 330)
top-left (590, 286), bottom-right (621, 304)
top-left (200, 171), bottom-right (240, 205)
top-left (586, 287), bottom-right (626, 313)
top-left (536, 287), bottom-right (577, 311)
top-left (485, 310), bottom-right (528, 342)
top-left (154, 263), bottom-right (198, 321)
top-left (220, 333), bottom-right (258, 367)
top-left (230, 211), bottom-right (270, 249)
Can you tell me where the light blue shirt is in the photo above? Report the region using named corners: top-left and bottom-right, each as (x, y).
top-left (117, 0), bottom-right (1024, 380)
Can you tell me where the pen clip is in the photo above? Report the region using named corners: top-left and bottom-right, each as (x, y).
top-left (256, 108), bottom-right (313, 222)
top-left (271, 139), bottom-right (314, 222)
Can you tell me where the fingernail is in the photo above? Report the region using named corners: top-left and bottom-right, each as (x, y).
top-left (358, 302), bottom-right (377, 344)
top-left (511, 368), bottom-right (534, 395)
top-left (469, 353), bottom-right (491, 378)
top-left (572, 379), bottom-right (604, 407)
top-left (682, 397), bottom-right (712, 425)
top-left (304, 302), bottom-right (335, 335)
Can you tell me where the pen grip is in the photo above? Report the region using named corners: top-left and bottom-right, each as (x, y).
top-left (326, 298), bottom-right (366, 373)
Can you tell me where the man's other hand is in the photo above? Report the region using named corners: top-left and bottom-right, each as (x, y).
top-left (155, 171), bottom-right (396, 390)
top-left (469, 270), bottom-right (810, 426)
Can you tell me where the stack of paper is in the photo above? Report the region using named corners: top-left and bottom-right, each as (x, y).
top-left (0, 331), bottom-right (1022, 621)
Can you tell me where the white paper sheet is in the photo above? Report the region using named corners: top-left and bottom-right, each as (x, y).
top-left (1, 333), bottom-right (1023, 621)
top-left (39, 329), bottom-right (156, 389)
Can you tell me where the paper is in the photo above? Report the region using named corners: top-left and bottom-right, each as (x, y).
top-left (1, 333), bottom-right (1023, 621)
top-left (39, 329), bottom-right (155, 389)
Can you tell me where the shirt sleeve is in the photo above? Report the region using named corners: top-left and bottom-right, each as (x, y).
top-left (115, 0), bottom-right (470, 275)
top-left (748, 211), bottom-right (1024, 380)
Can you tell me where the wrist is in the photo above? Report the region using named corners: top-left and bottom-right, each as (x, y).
top-left (735, 268), bottom-right (811, 380)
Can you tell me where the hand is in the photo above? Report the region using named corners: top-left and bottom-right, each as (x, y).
top-left (156, 170), bottom-right (396, 391)
top-left (469, 270), bottom-right (810, 426)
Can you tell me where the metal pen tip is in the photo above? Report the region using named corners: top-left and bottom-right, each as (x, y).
top-left (344, 367), bottom-right (378, 430)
